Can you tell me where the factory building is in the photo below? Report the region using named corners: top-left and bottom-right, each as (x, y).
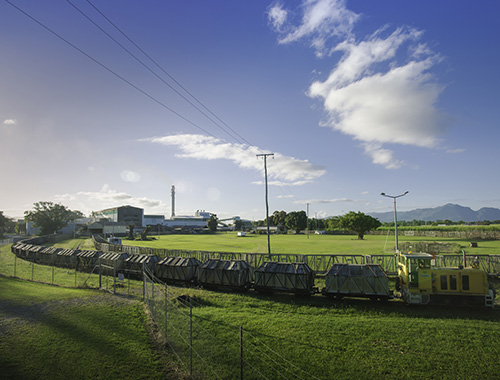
top-left (99, 205), bottom-right (144, 227)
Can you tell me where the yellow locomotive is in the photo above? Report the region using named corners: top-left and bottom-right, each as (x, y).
top-left (396, 252), bottom-right (495, 307)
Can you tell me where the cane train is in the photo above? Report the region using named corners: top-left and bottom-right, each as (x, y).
top-left (10, 239), bottom-right (495, 308)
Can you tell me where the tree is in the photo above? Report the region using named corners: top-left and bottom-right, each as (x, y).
top-left (0, 211), bottom-right (14, 238)
top-left (271, 210), bottom-right (287, 226)
top-left (326, 216), bottom-right (342, 231)
top-left (285, 211), bottom-right (307, 233)
top-left (24, 201), bottom-right (84, 235)
top-left (339, 211), bottom-right (381, 240)
top-left (207, 214), bottom-right (219, 232)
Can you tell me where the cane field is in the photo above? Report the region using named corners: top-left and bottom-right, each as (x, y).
top-left (1, 234), bottom-right (500, 379)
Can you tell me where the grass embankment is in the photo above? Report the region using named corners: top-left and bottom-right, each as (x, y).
top-left (0, 276), bottom-right (175, 380)
top-left (162, 284), bottom-right (500, 380)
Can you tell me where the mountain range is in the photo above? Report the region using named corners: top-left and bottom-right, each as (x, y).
top-left (369, 204), bottom-right (500, 223)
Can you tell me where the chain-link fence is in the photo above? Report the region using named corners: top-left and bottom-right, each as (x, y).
top-left (143, 268), bottom-right (321, 380)
top-left (0, 246), bottom-right (143, 297)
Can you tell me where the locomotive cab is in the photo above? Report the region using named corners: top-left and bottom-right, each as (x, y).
top-left (397, 252), bottom-right (433, 305)
top-left (397, 252), bottom-right (495, 307)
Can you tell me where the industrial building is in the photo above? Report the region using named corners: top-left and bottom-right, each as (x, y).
top-left (99, 205), bottom-right (144, 227)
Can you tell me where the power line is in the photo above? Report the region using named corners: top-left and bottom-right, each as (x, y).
top-left (85, 0), bottom-right (254, 147)
top-left (4, 0), bottom-right (217, 138)
top-left (65, 0), bottom-right (250, 146)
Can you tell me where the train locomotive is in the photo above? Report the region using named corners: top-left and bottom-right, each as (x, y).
top-left (396, 251), bottom-right (495, 307)
top-left (10, 239), bottom-right (496, 308)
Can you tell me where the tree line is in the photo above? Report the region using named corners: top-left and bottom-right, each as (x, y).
top-left (253, 210), bottom-right (381, 239)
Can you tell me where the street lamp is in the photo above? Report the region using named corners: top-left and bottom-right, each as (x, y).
top-left (380, 191), bottom-right (409, 252)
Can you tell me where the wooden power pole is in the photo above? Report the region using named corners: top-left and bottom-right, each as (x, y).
top-left (256, 153), bottom-right (274, 258)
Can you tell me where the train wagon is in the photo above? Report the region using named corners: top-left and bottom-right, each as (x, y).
top-left (198, 259), bottom-right (253, 291)
top-left (155, 256), bottom-right (201, 284)
top-left (322, 263), bottom-right (390, 301)
top-left (254, 261), bottom-right (315, 295)
top-left (397, 252), bottom-right (495, 307)
top-left (37, 246), bottom-right (62, 266)
top-left (123, 254), bottom-right (160, 279)
top-left (98, 252), bottom-right (128, 276)
top-left (54, 248), bottom-right (79, 269)
top-left (76, 250), bottom-right (101, 272)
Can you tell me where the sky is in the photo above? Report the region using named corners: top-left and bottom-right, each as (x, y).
top-left (1, 0), bottom-right (499, 221)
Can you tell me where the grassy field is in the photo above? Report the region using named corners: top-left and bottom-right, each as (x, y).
top-left (2, 236), bottom-right (500, 379)
top-left (122, 232), bottom-right (500, 256)
top-left (158, 282), bottom-right (500, 380)
top-left (0, 276), bottom-right (180, 380)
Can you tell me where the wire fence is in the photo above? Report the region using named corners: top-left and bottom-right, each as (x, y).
top-left (1, 250), bottom-right (144, 297)
top-left (143, 268), bottom-right (321, 380)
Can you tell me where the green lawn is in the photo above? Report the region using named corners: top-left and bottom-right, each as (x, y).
top-left (123, 232), bottom-right (500, 256)
top-left (0, 276), bottom-right (177, 380)
top-left (156, 283), bottom-right (500, 380)
top-left (3, 235), bottom-right (500, 380)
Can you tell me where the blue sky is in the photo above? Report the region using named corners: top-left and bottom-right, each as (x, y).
top-left (1, 0), bottom-right (499, 221)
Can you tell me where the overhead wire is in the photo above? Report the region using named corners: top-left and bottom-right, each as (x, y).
top-left (65, 0), bottom-right (250, 146)
top-left (4, 0), bottom-right (218, 138)
top-left (5, 0), bottom-right (310, 209)
top-left (85, 0), bottom-right (254, 147)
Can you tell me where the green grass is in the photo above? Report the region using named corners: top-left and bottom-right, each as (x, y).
top-left (0, 277), bottom-right (171, 380)
top-left (123, 232), bottom-right (500, 256)
top-left (0, 243), bottom-right (144, 295)
top-left (3, 235), bottom-right (500, 379)
top-left (158, 284), bottom-right (500, 380)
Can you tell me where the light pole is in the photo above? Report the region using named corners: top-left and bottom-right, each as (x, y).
top-left (380, 191), bottom-right (408, 252)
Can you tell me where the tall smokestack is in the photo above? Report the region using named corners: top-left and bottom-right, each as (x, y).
top-left (171, 185), bottom-right (175, 218)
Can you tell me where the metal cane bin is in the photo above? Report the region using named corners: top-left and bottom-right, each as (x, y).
top-left (198, 259), bottom-right (253, 291)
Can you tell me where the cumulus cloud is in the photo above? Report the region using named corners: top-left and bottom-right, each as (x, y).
top-left (268, 0), bottom-right (359, 56)
top-left (270, 1), bottom-right (449, 169)
top-left (141, 134), bottom-right (326, 186)
top-left (3, 119), bottom-right (16, 125)
top-left (55, 185), bottom-right (167, 213)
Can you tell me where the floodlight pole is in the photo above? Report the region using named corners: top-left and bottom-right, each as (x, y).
top-left (257, 153), bottom-right (274, 258)
top-left (380, 191), bottom-right (409, 252)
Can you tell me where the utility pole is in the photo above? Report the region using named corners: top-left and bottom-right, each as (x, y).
top-left (306, 203), bottom-right (310, 239)
top-left (257, 153), bottom-right (274, 258)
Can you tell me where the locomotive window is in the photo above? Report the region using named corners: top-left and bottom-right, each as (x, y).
top-left (462, 275), bottom-right (470, 291)
top-left (440, 275), bottom-right (447, 290)
top-left (450, 275), bottom-right (457, 290)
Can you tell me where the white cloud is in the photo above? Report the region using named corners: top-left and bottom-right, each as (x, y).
top-left (120, 170), bottom-right (141, 183)
top-left (141, 134), bottom-right (326, 186)
top-left (270, 1), bottom-right (448, 170)
top-left (267, 2), bottom-right (288, 30)
top-left (268, 0), bottom-right (359, 56)
top-left (3, 119), bottom-right (16, 125)
top-left (55, 185), bottom-right (168, 214)
top-left (293, 197), bottom-right (358, 204)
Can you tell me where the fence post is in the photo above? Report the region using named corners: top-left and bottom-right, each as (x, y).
top-left (113, 265), bottom-right (116, 295)
top-left (142, 263), bottom-right (146, 301)
top-left (75, 265), bottom-right (77, 288)
top-left (240, 326), bottom-right (244, 380)
top-left (14, 255), bottom-right (16, 277)
top-left (190, 298), bottom-right (193, 378)
top-left (98, 258), bottom-right (102, 289)
top-left (31, 261), bottom-right (34, 281)
top-left (165, 282), bottom-right (168, 340)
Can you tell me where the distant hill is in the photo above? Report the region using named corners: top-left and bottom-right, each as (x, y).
top-left (369, 203), bottom-right (500, 223)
